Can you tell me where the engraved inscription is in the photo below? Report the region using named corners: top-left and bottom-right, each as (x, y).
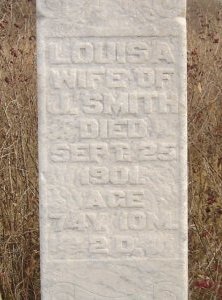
top-left (48, 39), bottom-right (175, 64)
top-left (44, 36), bottom-right (181, 260)
top-left (49, 142), bottom-right (177, 162)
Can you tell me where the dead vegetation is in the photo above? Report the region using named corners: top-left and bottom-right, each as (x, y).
top-left (0, 0), bottom-right (222, 299)
top-left (0, 1), bottom-right (39, 299)
top-left (188, 0), bottom-right (222, 299)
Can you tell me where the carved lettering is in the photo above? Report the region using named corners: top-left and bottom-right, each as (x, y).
top-left (49, 142), bottom-right (177, 162)
top-left (49, 39), bottom-right (175, 65)
top-left (49, 67), bottom-right (175, 90)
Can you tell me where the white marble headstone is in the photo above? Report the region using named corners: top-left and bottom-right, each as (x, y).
top-left (37, 0), bottom-right (187, 299)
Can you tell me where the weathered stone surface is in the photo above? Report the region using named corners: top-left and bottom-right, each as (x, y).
top-left (37, 1), bottom-right (187, 299)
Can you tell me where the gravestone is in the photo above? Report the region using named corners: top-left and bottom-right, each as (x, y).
top-left (37, 0), bottom-right (187, 299)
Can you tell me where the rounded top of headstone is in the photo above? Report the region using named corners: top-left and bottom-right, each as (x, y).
top-left (37, 0), bottom-right (186, 20)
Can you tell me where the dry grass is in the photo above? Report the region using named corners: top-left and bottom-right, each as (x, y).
top-left (0, 1), bottom-right (39, 299)
top-left (0, 0), bottom-right (222, 299)
top-left (188, 0), bottom-right (222, 299)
